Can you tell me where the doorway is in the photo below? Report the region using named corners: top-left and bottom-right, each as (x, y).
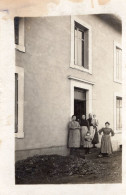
top-left (74, 87), bottom-right (86, 122)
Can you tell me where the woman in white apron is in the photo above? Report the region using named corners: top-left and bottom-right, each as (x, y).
top-left (68, 115), bottom-right (81, 155)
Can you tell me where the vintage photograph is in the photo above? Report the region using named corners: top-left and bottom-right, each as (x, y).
top-left (14, 14), bottom-right (122, 184)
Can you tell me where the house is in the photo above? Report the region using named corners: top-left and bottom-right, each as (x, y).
top-left (14, 14), bottom-right (122, 161)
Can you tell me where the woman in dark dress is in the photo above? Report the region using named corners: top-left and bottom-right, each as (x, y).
top-left (92, 114), bottom-right (99, 148)
top-left (98, 122), bottom-right (114, 157)
top-left (80, 115), bottom-right (89, 147)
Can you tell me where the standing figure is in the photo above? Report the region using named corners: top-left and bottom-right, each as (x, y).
top-left (87, 113), bottom-right (95, 142)
top-left (68, 115), bottom-right (81, 155)
top-left (84, 131), bottom-right (93, 154)
top-left (80, 115), bottom-right (89, 147)
top-left (92, 114), bottom-right (99, 148)
top-left (98, 122), bottom-right (114, 157)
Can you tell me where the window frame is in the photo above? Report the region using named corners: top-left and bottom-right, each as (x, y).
top-left (114, 92), bottom-right (122, 134)
top-left (15, 66), bottom-right (24, 138)
top-left (15, 17), bottom-right (25, 53)
top-left (114, 41), bottom-right (122, 84)
top-left (70, 16), bottom-right (92, 74)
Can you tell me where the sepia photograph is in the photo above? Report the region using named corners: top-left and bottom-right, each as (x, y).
top-left (14, 14), bottom-right (122, 184)
top-left (1, 0), bottom-right (126, 195)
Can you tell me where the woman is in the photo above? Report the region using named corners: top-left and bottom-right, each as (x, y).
top-left (68, 115), bottom-right (81, 155)
top-left (92, 114), bottom-right (99, 148)
top-left (98, 122), bottom-right (114, 157)
top-left (80, 115), bottom-right (89, 147)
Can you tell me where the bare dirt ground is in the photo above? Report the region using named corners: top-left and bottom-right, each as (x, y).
top-left (15, 148), bottom-right (122, 184)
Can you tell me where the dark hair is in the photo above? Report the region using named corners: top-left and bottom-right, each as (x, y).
top-left (105, 122), bottom-right (110, 125)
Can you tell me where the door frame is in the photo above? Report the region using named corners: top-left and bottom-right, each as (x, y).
top-left (69, 78), bottom-right (93, 119)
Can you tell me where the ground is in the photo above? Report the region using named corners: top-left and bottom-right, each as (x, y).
top-left (15, 148), bottom-right (122, 184)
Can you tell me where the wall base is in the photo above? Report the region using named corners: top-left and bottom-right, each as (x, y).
top-left (15, 146), bottom-right (70, 162)
top-left (15, 135), bottom-right (121, 162)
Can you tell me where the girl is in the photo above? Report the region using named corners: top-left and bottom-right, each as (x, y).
top-left (68, 115), bottom-right (81, 155)
top-left (84, 131), bottom-right (93, 154)
top-left (98, 122), bottom-right (114, 157)
top-left (80, 115), bottom-right (89, 147)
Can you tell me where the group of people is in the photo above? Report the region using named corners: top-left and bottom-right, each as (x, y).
top-left (68, 113), bottom-right (115, 157)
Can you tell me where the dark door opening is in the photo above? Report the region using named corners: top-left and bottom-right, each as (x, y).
top-left (74, 87), bottom-right (86, 122)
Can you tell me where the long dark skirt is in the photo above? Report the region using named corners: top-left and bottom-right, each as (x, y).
top-left (92, 127), bottom-right (99, 144)
top-left (101, 135), bottom-right (113, 154)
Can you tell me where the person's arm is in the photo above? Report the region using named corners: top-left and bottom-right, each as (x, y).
top-left (110, 129), bottom-right (115, 136)
top-left (91, 118), bottom-right (93, 125)
top-left (73, 122), bottom-right (80, 129)
top-left (98, 128), bottom-right (103, 135)
top-left (77, 122), bottom-right (81, 129)
top-left (96, 119), bottom-right (99, 126)
top-left (68, 122), bottom-right (73, 130)
top-left (90, 136), bottom-right (93, 141)
top-left (87, 120), bottom-right (90, 130)
top-left (84, 135), bottom-right (88, 141)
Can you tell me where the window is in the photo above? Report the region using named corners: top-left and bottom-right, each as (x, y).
top-left (114, 93), bottom-right (122, 133)
top-left (15, 73), bottom-right (18, 133)
top-left (116, 47), bottom-right (122, 81)
top-left (14, 17), bottom-right (25, 52)
top-left (70, 16), bottom-right (92, 74)
top-left (114, 41), bottom-right (122, 83)
top-left (74, 22), bottom-right (88, 68)
top-left (15, 66), bottom-right (24, 138)
top-left (116, 97), bottom-right (122, 131)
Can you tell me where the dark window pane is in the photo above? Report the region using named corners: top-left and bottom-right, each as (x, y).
top-left (14, 17), bottom-right (19, 45)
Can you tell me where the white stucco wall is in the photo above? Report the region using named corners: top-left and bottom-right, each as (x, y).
top-left (15, 15), bottom-right (122, 153)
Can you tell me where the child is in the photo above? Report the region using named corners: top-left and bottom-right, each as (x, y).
top-left (92, 114), bottom-right (99, 127)
top-left (92, 114), bottom-right (99, 148)
top-left (84, 131), bottom-right (93, 154)
top-left (98, 122), bottom-right (114, 157)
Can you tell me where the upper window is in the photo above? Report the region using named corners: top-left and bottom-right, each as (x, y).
top-left (114, 41), bottom-right (122, 83)
top-left (14, 17), bottom-right (25, 52)
top-left (70, 16), bottom-right (92, 74)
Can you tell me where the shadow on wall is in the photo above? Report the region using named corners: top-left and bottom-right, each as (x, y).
top-left (95, 14), bottom-right (122, 33)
